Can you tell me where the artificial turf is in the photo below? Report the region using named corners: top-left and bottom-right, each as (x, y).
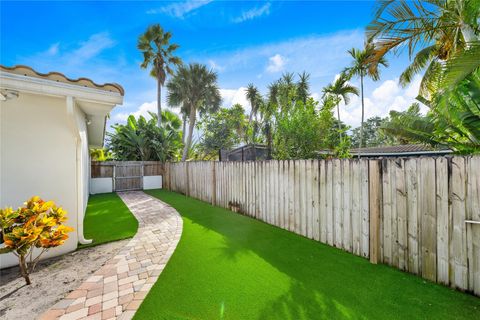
top-left (135, 189), bottom-right (480, 320)
top-left (80, 193), bottom-right (138, 248)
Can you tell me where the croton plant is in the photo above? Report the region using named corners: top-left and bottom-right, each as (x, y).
top-left (0, 196), bottom-right (73, 285)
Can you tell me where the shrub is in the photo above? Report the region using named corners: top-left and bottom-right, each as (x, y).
top-left (0, 196), bottom-right (73, 285)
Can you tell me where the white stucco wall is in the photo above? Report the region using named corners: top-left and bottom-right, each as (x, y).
top-left (90, 178), bottom-right (113, 194)
top-left (74, 103), bottom-right (90, 225)
top-left (143, 175), bottom-right (163, 190)
top-left (0, 93), bottom-right (79, 268)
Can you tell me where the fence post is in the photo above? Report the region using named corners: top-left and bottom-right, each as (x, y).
top-left (186, 162), bottom-right (190, 196)
top-left (369, 159), bottom-right (382, 264)
top-left (112, 164), bottom-right (116, 192)
top-left (212, 162), bottom-right (216, 206)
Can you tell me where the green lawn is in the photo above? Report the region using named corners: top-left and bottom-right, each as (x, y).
top-left (80, 193), bottom-right (138, 248)
top-left (134, 189), bottom-right (480, 320)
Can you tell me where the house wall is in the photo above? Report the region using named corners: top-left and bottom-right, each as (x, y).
top-left (74, 102), bottom-right (90, 225)
top-left (0, 92), bottom-right (79, 268)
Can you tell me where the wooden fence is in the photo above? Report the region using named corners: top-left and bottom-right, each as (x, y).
top-left (163, 157), bottom-right (480, 296)
top-left (91, 161), bottom-right (164, 191)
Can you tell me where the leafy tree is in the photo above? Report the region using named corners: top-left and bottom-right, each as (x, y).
top-left (274, 98), bottom-right (324, 159)
top-left (344, 43), bottom-right (388, 150)
top-left (138, 24), bottom-right (182, 127)
top-left (107, 111), bottom-right (182, 161)
top-left (351, 116), bottom-right (392, 147)
top-left (0, 197), bottom-right (73, 285)
top-left (322, 73), bottom-right (359, 139)
top-left (198, 104), bottom-right (247, 159)
top-left (318, 97), bottom-right (352, 158)
top-left (167, 63), bottom-right (221, 161)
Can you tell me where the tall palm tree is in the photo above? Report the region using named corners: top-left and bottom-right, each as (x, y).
top-left (322, 74), bottom-right (359, 138)
top-left (344, 43), bottom-right (388, 151)
top-left (138, 24), bottom-right (182, 127)
top-left (167, 63), bottom-right (221, 161)
top-left (297, 71), bottom-right (310, 104)
top-left (367, 0), bottom-right (480, 98)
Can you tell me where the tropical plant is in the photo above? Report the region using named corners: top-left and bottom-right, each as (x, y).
top-left (0, 197), bottom-right (73, 285)
top-left (381, 70), bottom-right (480, 154)
top-left (245, 84), bottom-right (262, 142)
top-left (89, 148), bottom-right (113, 161)
top-left (138, 24), bottom-right (182, 127)
top-left (322, 73), bottom-right (359, 138)
top-left (366, 0), bottom-right (480, 98)
top-left (297, 71), bottom-right (311, 104)
top-left (167, 63), bottom-right (222, 161)
top-left (107, 111), bottom-right (182, 161)
top-left (344, 43), bottom-right (388, 150)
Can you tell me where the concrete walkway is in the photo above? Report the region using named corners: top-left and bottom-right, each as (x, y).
top-left (39, 191), bottom-right (183, 320)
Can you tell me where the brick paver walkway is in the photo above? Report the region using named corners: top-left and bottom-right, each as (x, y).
top-left (39, 191), bottom-right (183, 320)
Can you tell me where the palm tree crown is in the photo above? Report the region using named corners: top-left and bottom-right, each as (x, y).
top-left (138, 24), bottom-right (182, 127)
top-left (322, 74), bottom-right (359, 137)
top-left (367, 0), bottom-right (480, 98)
top-left (167, 63), bottom-right (221, 161)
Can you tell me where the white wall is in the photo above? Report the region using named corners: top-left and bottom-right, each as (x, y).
top-left (0, 93), bottom-right (78, 268)
top-left (90, 177), bottom-right (113, 194)
top-left (143, 175), bottom-right (163, 190)
top-left (74, 103), bottom-right (90, 221)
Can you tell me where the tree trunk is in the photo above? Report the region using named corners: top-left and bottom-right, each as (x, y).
top-left (181, 107), bottom-right (196, 161)
top-left (336, 103), bottom-right (342, 140)
top-left (157, 79), bottom-right (162, 128)
top-left (359, 74), bottom-right (365, 158)
top-left (248, 103), bottom-right (254, 143)
top-left (19, 255), bottom-right (31, 285)
top-left (182, 115), bottom-right (187, 144)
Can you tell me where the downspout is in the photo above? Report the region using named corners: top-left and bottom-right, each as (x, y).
top-left (66, 96), bottom-right (92, 245)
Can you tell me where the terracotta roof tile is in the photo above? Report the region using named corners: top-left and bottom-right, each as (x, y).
top-left (0, 65), bottom-right (124, 96)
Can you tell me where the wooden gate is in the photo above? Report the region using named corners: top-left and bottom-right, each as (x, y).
top-left (114, 163), bottom-right (143, 191)
top-left (91, 161), bottom-right (164, 192)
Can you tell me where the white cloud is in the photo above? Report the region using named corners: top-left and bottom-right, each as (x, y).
top-left (232, 2), bottom-right (271, 23)
top-left (220, 87), bottom-right (249, 110)
top-left (339, 77), bottom-right (425, 128)
top-left (69, 32), bottom-right (115, 63)
top-left (46, 42), bottom-right (59, 55)
top-left (208, 59), bottom-right (225, 72)
top-left (147, 0), bottom-right (212, 17)
top-left (372, 79), bottom-right (400, 102)
top-left (203, 29), bottom-right (364, 83)
top-left (266, 54), bottom-right (287, 73)
top-left (114, 101), bottom-right (182, 123)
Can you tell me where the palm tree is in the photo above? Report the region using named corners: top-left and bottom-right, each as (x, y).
top-left (245, 84), bottom-right (261, 142)
top-left (367, 0), bottom-right (479, 98)
top-left (322, 74), bottom-right (359, 138)
top-left (167, 63), bottom-right (221, 161)
top-left (297, 71), bottom-right (310, 104)
top-left (344, 43), bottom-right (388, 151)
top-left (245, 84), bottom-right (260, 123)
top-left (138, 24), bottom-right (182, 127)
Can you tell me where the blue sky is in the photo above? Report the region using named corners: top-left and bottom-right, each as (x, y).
top-left (1, 1), bottom-right (423, 128)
